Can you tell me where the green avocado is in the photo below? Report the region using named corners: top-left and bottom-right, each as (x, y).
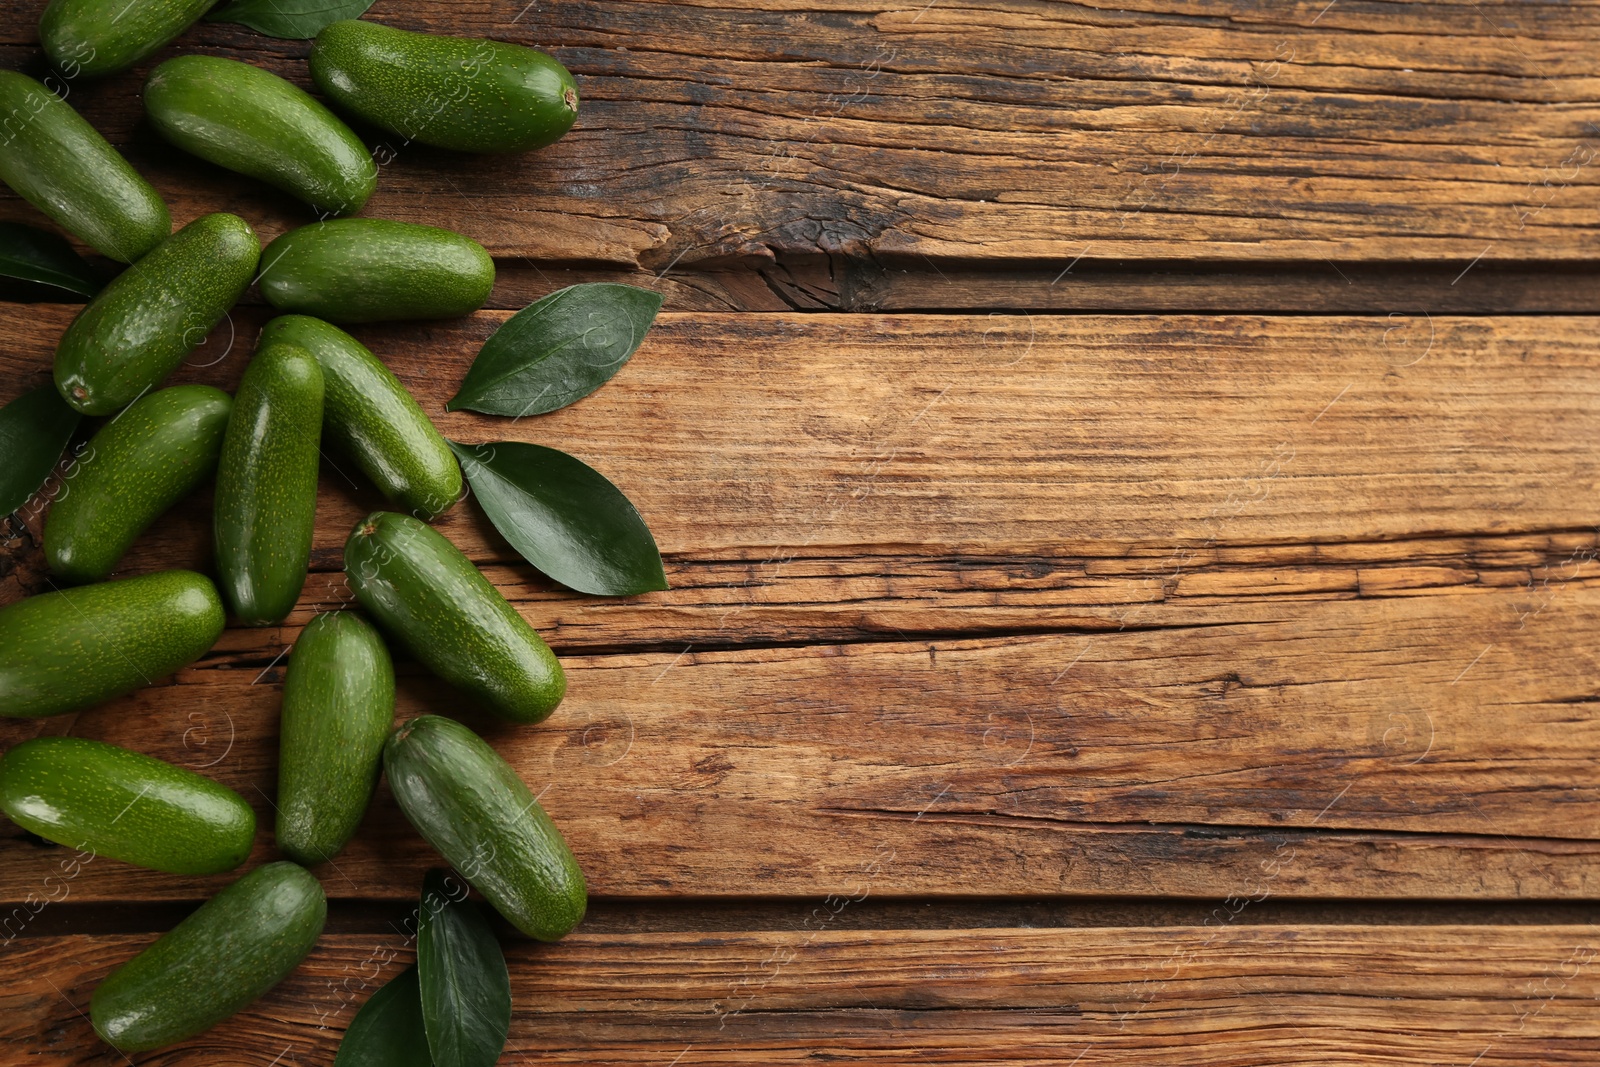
top-left (53, 212), bottom-right (259, 416)
top-left (310, 19), bottom-right (578, 153)
top-left (40, 0), bottom-right (216, 78)
top-left (44, 384), bottom-right (232, 583)
top-left (0, 70), bottom-right (169, 263)
top-left (144, 56), bottom-right (377, 217)
top-left (275, 611), bottom-right (394, 866)
top-left (258, 315), bottom-right (461, 519)
top-left (214, 342), bottom-right (324, 627)
top-left (0, 736), bottom-right (255, 875)
top-left (258, 219), bottom-right (494, 323)
top-left (0, 569), bottom-right (224, 718)
top-left (385, 715), bottom-right (586, 940)
top-left (90, 862), bottom-right (326, 1052)
top-left (344, 511), bottom-right (565, 724)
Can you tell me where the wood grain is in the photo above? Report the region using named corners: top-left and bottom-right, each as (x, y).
top-left (5, 926), bottom-right (1599, 1063)
top-left (2, 1), bottom-right (1600, 265)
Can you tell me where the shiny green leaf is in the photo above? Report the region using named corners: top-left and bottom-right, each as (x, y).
top-left (0, 222), bottom-right (102, 299)
top-left (334, 965), bottom-right (434, 1067)
top-left (417, 869), bottom-right (510, 1067)
top-left (446, 284), bottom-right (663, 416)
top-left (0, 385), bottom-right (80, 517)
top-left (207, 0), bottom-right (376, 38)
top-left (450, 440), bottom-right (667, 597)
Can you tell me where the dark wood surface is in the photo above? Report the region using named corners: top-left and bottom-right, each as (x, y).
top-left (1, 0), bottom-right (1598, 1063)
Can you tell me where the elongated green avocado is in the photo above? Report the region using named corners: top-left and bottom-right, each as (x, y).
top-left (144, 56), bottom-right (376, 217)
top-left (0, 71), bottom-right (169, 262)
top-left (214, 342), bottom-right (324, 626)
top-left (258, 218), bottom-right (494, 324)
top-left (44, 385), bottom-right (232, 583)
top-left (258, 316), bottom-right (461, 519)
top-left (0, 570), bottom-right (224, 718)
top-left (91, 862), bottom-right (326, 1052)
top-left (54, 212), bottom-right (258, 416)
top-left (276, 611), bottom-right (394, 865)
top-left (40, 0), bottom-right (215, 78)
top-left (344, 511), bottom-right (565, 723)
top-left (310, 19), bottom-right (578, 154)
top-left (0, 737), bottom-right (254, 875)
top-left (385, 715), bottom-right (585, 940)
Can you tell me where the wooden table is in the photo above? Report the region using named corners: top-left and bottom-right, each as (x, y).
top-left (4, 1), bottom-right (1600, 1062)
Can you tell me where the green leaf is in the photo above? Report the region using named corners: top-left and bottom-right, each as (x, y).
top-left (334, 965), bottom-right (435, 1067)
top-left (0, 385), bottom-right (81, 517)
top-left (0, 222), bottom-right (102, 299)
top-left (446, 284), bottom-right (664, 416)
top-left (206, 0), bottom-right (375, 38)
top-left (450, 440), bottom-right (668, 597)
top-left (417, 869), bottom-right (511, 1067)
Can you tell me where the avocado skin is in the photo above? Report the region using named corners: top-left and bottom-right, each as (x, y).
top-left (258, 219), bottom-right (494, 323)
top-left (214, 343), bottom-right (324, 627)
top-left (0, 569), bottom-right (225, 718)
top-left (385, 715), bottom-right (586, 940)
top-left (0, 736), bottom-right (255, 875)
top-left (276, 611), bottom-right (394, 866)
top-left (259, 315), bottom-right (461, 519)
top-left (44, 385), bottom-right (232, 583)
top-left (40, 0), bottom-right (215, 77)
top-left (310, 19), bottom-right (578, 154)
top-left (344, 511), bottom-right (565, 723)
top-left (0, 70), bottom-right (169, 263)
top-left (90, 862), bottom-right (326, 1052)
top-left (54, 212), bottom-right (259, 416)
top-left (144, 56), bottom-right (376, 217)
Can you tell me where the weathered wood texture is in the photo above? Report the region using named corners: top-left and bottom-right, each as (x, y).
top-left (1, 310), bottom-right (1597, 903)
top-left (4, 1), bottom-right (1600, 265)
top-left (5, 927), bottom-right (1600, 1063)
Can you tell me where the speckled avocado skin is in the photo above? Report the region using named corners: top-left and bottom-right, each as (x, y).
top-left (144, 56), bottom-right (376, 217)
top-left (0, 569), bottom-right (225, 718)
top-left (40, 0), bottom-right (214, 77)
top-left (45, 385), bottom-right (232, 583)
top-left (345, 511), bottom-right (566, 723)
top-left (0, 71), bottom-right (169, 262)
top-left (310, 19), bottom-right (578, 154)
top-left (276, 611), bottom-right (394, 866)
top-left (385, 715), bottom-right (586, 940)
top-left (214, 343), bottom-right (324, 627)
top-left (90, 862), bottom-right (326, 1052)
top-left (0, 736), bottom-right (255, 875)
top-left (258, 219), bottom-right (494, 323)
top-left (258, 316), bottom-right (461, 518)
top-left (53, 213), bottom-right (259, 416)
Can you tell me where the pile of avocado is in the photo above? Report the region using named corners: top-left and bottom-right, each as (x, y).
top-left (0, 0), bottom-right (588, 1054)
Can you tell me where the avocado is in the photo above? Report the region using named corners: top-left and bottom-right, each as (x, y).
top-left (385, 715), bottom-right (586, 940)
top-left (276, 611), bottom-right (394, 865)
top-left (257, 218), bottom-right (494, 323)
top-left (0, 736), bottom-right (254, 875)
top-left (258, 315), bottom-right (461, 519)
top-left (0, 70), bottom-right (169, 262)
top-left (310, 19), bottom-right (578, 153)
top-left (0, 569), bottom-right (225, 718)
top-left (54, 212), bottom-right (259, 416)
top-left (90, 862), bottom-right (326, 1052)
top-left (44, 384), bottom-right (232, 583)
top-left (144, 55), bottom-right (376, 217)
top-left (344, 511), bottom-right (565, 723)
top-left (40, 0), bottom-right (216, 77)
top-left (214, 342), bottom-right (324, 626)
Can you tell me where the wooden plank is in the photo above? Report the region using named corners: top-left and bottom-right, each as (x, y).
top-left (1, 567), bottom-right (1598, 902)
top-left (3, 1), bottom-right (1600, 265)
top-left (4, 309), bottom-right (1599, 571)
top-left (4, 927), bottom-right (1599, 1063)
